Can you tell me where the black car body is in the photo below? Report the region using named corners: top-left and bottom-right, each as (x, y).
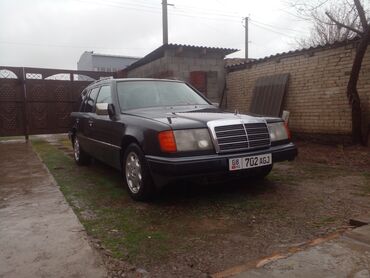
top-left (70, 78), bottom-right (297, 200)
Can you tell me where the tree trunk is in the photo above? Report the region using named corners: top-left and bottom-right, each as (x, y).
top-left (347, 32), bottom-right (370, 144)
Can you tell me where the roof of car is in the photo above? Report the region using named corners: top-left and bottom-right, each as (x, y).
top-left (114, 78), bottom-right (182, 82)
top-left (87, 78), bottom-right (183, 88)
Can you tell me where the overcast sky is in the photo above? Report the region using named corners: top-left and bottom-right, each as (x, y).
top-left (0, 0), bottom-right (311, 69)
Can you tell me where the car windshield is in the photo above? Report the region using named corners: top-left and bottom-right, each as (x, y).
top-left (117, 81), bottom-right (209, 111)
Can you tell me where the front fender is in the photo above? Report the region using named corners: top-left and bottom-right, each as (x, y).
top-left (119, 115), bottom-right (170, 156)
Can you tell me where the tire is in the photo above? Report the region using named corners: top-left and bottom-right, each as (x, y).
top-left (73, 136), bottom-right (91, 166)
top-left (123, 143), bottom-right (155, 201)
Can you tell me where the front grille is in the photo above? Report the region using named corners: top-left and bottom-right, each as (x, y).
top-left (244, 123), bottom-right (271, 148)
top-left (214, 122), bottom-right (270, 153)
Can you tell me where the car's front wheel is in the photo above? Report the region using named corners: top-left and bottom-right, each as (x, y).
top-left (123, 143), bottom-right (155, 201)
top-left (73, 136), bottom-right (91, 166)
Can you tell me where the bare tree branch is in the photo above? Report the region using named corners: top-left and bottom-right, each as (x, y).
top-left (354, 0), bottom-right (368, 31)
top-left (310, 0), bottom-right (331, 11)
top-left (325, 11), bottom-right (363, 35)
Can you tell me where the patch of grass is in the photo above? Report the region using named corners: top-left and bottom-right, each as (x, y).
top-left (363, 172), bottom-right (370, 178)
top-left (58, 137), bottom-right (72, 149)
top-left (267, 161), bottom-right (351, 187)
top-left (299, 163), bottom-right (348, 179)
top-left (347, 172), bottom-right (370, 197)
top-left (32, 139), bottom-right (170, 262)
top-left (313, 216), bottom-right (337, 227)
top-left (270, 162), bottom-right (352, 186)
top-left (268, 170), bottom-right (300, 185)
top-left (361, 172), bottom-right (370, 194)
top-left (0, 136), bottom-right (25, 141)
top-left (27, 138), bottom-right (370, 278)
top-left (31, 139), bottom-right (285, 265)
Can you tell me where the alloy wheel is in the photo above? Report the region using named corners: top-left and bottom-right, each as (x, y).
top-left (74, 138), bottom-right (80, 161)
top-left (125, 151), bottom-right (142, 194)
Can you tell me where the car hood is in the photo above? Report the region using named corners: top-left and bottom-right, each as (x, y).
top-left (124, 105), bottom-right (278, 129)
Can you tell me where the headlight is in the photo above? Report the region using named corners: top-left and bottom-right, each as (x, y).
top-left (174, 129), bottom-right (213, 151)
top-left (267, 122), bottom-right (291, 141)
top-left (158, 129), bottom-right (213, 152)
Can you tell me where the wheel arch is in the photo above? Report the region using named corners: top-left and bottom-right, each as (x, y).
top-left (120, 135), bottom-right (141, 165)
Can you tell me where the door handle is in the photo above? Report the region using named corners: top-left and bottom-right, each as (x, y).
top-left (88, 119), bottom-right (94, 127)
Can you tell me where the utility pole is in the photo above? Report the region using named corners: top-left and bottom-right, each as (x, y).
top-left (244, 17), bottom-right (249, 60)
top-left (162, 0), bottom-right (168, 45)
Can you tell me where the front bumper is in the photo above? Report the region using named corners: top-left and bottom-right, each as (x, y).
top-left (146, 142), bottom-right (297, 186)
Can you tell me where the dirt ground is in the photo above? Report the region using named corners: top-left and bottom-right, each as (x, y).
top-left (30, 136), bottom-right (370, 278)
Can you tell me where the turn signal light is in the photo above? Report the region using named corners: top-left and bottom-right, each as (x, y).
top-left (284, 122), bottom-right (291, 139)
top-left (158, 131), bottom-right (177, 153)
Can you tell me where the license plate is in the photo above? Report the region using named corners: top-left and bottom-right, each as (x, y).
top-left (229, 153), bottom-right (272, 171)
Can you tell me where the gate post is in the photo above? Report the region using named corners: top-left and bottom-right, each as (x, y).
top-left (21, 67), bottom-right (29, 141)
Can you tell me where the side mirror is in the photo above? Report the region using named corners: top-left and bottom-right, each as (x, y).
top-left (96, 103), bottom-right (116, 119)
top-left (96, 103), bottom-right (109, 115)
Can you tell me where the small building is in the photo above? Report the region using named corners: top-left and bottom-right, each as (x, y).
top-left (77, 51), bottom-right (140, 72)
top-left (121, 44), bottom-right (238, 103)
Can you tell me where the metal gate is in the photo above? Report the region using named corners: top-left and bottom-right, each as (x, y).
top-left (0, 66), bottom-right (115, 138)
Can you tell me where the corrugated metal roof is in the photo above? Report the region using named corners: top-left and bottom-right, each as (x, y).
top-left (224, 58), bottom-right (256, 67)
top-left (227, 37), bottom-right (361, 71)
top-left (166, 43), bottom-right (238, 54)
top-left (91, 53), bottom-right (141, 59)
top-left (125, 43), bottom-right (239, 72)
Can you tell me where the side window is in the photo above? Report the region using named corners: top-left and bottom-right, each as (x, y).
top-left (84, 87), bottom-right (100, 112)
top-left (96, 85), bottom-right (112, 104)
top-left (79, 89), bottom-right (89, 112)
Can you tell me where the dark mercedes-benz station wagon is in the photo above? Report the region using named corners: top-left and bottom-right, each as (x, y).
top-left (69, 78), bottom-right (297, 200)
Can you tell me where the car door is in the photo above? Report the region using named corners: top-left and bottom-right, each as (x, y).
top-left (76, 88), bottom-right (90, 151)
top-left (89, 84), bottom-right (121, 168)
top-left (81, 86), bottom-right (100, 156)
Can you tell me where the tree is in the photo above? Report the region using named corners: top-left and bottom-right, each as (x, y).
top-left (296, 3), bottom-right (361, 48)
top-left (292, 0), bottom-right (369, 144)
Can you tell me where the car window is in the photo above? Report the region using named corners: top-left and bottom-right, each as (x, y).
top-left (84, 87), bottom-right (100, 112)
top-left (117, 81), bottom-right (209, 111)
top-left (96, 85), bottom-right (112, 104)
top-left (79, 89), bottom-right (89, 112)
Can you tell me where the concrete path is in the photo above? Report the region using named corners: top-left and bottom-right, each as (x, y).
top-left (0, 141), bottom-right (107, 278)
top-left (233, 225), bottom-right (370, 278)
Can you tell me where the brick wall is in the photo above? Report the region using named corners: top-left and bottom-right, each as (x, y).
top-left (226, 41), bottom-right (370, 137)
